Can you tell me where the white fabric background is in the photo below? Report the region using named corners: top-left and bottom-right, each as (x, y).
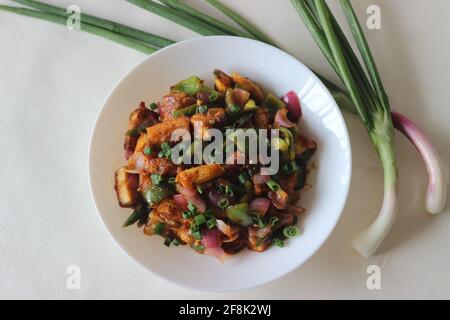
top-left (0, 0), bottom-right (449, 299)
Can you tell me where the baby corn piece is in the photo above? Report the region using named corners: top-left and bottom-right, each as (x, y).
top-left (176, 164), bottom-right (225, 189)
top-left (146, 116), bottom-right (190, 146)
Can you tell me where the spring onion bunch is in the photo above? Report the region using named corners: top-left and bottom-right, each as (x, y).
top-left (1, 0), bottom-right (446, 256)
top-left (291, 0), bottom-right (399, 257)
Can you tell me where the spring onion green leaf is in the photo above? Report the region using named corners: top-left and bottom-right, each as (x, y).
top-left (127, 0), bottom-right (226, 36)
top-left (12, 0), bottom-right (173, 47)
top-left (205, 0), bottom-right (276, 46)
top-left (159, 0), bottom-right (251, 38)
top-left (0, 5), bottom-right (158, 55)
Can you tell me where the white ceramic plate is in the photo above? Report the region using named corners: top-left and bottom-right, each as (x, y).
top-left (88, 36), bottom-right (351, 292)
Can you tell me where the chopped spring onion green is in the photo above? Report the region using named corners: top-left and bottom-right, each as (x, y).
top-left (149, 102), bottom-right (158, 110)
top-left (282, 161), bottom-right (299, 175)
top-left (144, 146), bottom-right (153, 155)
top-left (266, 180), bottom-right (281, 191)
top-left (196, 105), bottom-right (208, 114)
top-left (283, 225), bottom-right (300, 238)
top-left (238, 172), bottom-right (250, 184)
top-left (188, 202), bottom-right (198, 214)
top-left (168, 177), bottom-right (176, 185)
top-left (218, 198), bottom-right (229, 209)
top-left (194, 245), bottom-right (205, 252)
top-left (182, 211), bottom-right (191, 219)
top-left (151, 173), bottom-right (163, 185)
top-left (269, 216), bottom-right (279, 226)
top-left (154, 222), bottom-right (165, 235)
top-left (207, 218), bottom-right (217, 229)
top-left (171, 238), bottom-right (180, 246)
top-left (196, 186), bottom-right (204, 194)
top-left (225, 184), bottom-right (234, 196)
top-left (194, 214), bottom-right (206, 226)
top-left (192, 230), bottom-right (203, 240)
top-left (272, 238), bottom-right (285, 247)
top-left (164, 237), bottom-right (172, 247)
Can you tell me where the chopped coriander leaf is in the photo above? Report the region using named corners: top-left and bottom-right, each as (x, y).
top-left (144, 146), bottom-right (153, 155)
top-left (272, 238), bottom-right (285, 247)
top-left (207, 218), bottom-right (217, 229)
top-left (171, 239), bottom-right (180, 246)
top-left (164, 237), bottom-right (172, 247)
top-left (283, 226), bottom-right (300, 238)
top-left (266, 180), bottom-right (281, 191)
top-left (192, 230), bottom-right (202, 240)
top-left (149, 102), bottom-right (158, 110)
top-left (154, 222), bottom-right (165, 235)
top-left (194, 214), bottom-right (206, 226)
top-left (151, 173), bottom-right (163, 185)
top-left (269, 216), bottom-right (279, 226)
top-left (218, 198), bottom-right (229, 209)
top-left (194, 245), bottom-right (205, 252)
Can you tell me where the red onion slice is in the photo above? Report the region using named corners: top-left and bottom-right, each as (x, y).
top-left (185, 193), bottom-right (206, 213)
top-left (282, 90), bottom-right (302, 120)
top-left (177, 185), bottom-right (197, 197)
top-left (202, 228), bottom-right (223, 248)
top-left (249, 197), bottom-right (271, 215)
top-left (173, 194), bottom-right (189, 210)
top-left (275, 108), bottom-right (296, 128)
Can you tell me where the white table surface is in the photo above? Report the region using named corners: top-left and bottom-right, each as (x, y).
top-left (1, 0), bottom-right (449, 299)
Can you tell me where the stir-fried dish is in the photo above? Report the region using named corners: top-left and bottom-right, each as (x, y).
top-left (114, 70), bottom-right (316, 261)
